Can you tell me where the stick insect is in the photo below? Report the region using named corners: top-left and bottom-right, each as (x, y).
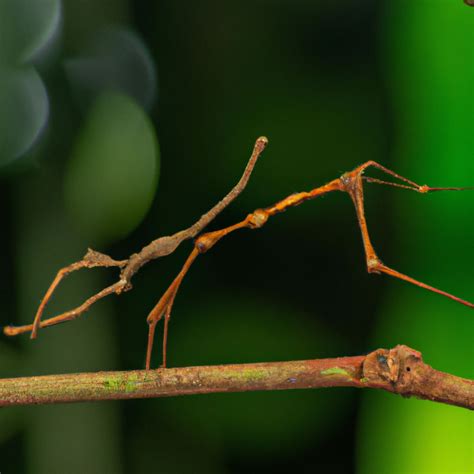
top-left (4, 137), bottom-right (473, 369)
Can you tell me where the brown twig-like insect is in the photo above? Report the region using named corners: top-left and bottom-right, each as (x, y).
top-left (4, 137), bottom-right (473, 369)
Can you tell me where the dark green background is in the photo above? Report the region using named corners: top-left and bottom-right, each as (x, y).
top-left (0, 1), bottom-right (472, 473)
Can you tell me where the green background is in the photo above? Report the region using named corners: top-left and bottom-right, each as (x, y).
top-left (0, 1), bottom-right (472, 473)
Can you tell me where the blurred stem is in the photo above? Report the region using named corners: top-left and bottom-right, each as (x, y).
top-left (1, 345), bottom-right (472, 410)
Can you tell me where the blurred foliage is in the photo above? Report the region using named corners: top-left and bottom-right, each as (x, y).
top-left (65, 26), bottom-right (157, 112)
top-left (0, 0), bottom-right (472, 473)
top-left (64, 90), bottom-right (159, 245)
top-left (0, 0), bottom-right (60, 167)
top-left (0, 0), bottom-right (61, 65)
top-left (357, 1), bottom-right (474, 473)
top-left (0, 67), bottom-right (49, 166)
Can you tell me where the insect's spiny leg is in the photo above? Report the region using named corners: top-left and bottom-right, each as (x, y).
top-left (29, 249), bottom-right (128, 339)
top-left (357, 161), bottom-right (422, 189)
top-left (145, 321), bottom-right (158, 371)
top-left (420, 186), bottom-right (474, 192)
top-left (342, 167), bottom-right (473, 308)
top-left (342, 174), bottom-right (380, 264)
top-left (363, 177), bottom-right (421, 192)
top-left (375, 263), bottom-right (474, 308)
top-left (162, 281), bottom-right (184, 369)
top-left (161, 302), bottom-right (174, 368)
top-left (358, 161), bottom-right (474, 194)
top-left (145, 248), bottom-right (200, 369)
top-left (31, 261), bottom-right (88, 339)
top-left (364, 177), bottom-right (474, 193)
top-left (4, 281), bottom-right (125, 337)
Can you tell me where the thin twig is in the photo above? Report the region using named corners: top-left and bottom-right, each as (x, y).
top-left (0, 345), bottom-right (472, 410)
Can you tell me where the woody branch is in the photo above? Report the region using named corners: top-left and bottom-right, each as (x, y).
top-left (0, 345), bottom-right (472, 410)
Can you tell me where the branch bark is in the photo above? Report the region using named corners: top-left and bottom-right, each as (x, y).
top-left (1, 345), bottom-right (472, 409)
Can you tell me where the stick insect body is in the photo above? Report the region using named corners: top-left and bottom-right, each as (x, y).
top-left (4, 137), bottom-right (473, 369)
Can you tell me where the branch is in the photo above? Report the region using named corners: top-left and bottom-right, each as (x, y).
top-left (1, 345), bottom-right (472, 410)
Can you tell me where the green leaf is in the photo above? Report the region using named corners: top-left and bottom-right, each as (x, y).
top-left (64, 91), bottom-right (160, 245)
